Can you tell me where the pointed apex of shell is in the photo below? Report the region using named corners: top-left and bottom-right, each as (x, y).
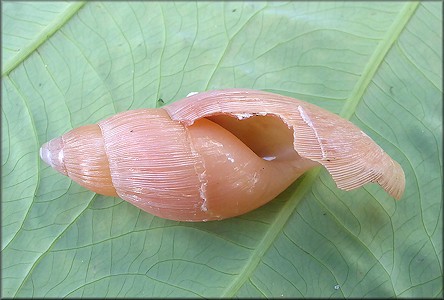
top-left (39, 137), bottom-right (68, 175)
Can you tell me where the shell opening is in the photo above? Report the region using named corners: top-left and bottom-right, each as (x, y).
top-left (205, 114), bottom-right (306, 163)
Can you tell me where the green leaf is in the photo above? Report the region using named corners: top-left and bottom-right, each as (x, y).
top-left (2, 1), bottom-right (442, 298)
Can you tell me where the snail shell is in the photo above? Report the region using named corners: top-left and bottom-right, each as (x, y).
top-left (40, 89), bottom-right (405, 221)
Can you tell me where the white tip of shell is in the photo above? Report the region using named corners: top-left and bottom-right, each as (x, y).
top-left (39, 137), bottom-right (68, 175)
top-left (40, 143), bottom-right (52, 167)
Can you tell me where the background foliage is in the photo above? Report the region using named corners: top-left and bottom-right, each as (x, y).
top-left (2, 1), bottom-right (442, 298)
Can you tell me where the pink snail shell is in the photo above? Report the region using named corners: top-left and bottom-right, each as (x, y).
top-left (40, 89), bottom-right (405, 221)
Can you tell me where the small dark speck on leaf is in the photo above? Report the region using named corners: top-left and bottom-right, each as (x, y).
top-left (232, 9), bottom-right (236, 12)
top-left (158, 98), bottom-right (164, 104)
top-left (323, 213), bottom-right (327, 216)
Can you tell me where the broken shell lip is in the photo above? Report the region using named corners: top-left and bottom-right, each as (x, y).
top-left (164, 88), bottom-right (406, 200)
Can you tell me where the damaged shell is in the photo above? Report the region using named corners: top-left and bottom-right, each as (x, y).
top-left (40, 89), bottom-right (405, 221)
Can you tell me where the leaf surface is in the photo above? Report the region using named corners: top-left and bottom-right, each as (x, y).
top-left (2, 1), bottom-right (442, 298)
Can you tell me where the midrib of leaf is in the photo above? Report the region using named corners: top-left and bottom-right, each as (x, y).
top-left (340, 1), bottom-right (419, 119)
top-left (1, 1), bottom-right (86, 77)
top-left (223, 2), bottom-right (420, 297)
top-left (222, 168), bottom-right (322, 297)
